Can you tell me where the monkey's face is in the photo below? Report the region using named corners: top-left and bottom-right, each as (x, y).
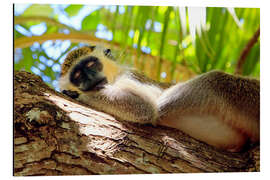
top-left (60, 45), bottom-right (119, 92)
top-left (69, 55), bottom-right (108, 91)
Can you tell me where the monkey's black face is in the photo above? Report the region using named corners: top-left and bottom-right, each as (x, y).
top-left (70, 56), bottom-right (108, 91)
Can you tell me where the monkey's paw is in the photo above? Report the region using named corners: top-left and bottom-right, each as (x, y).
top-left (62, 90), bottom-right (79, 99)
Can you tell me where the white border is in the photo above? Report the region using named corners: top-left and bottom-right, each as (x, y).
top-left (2, 0), bottom-right (269, 180)
top-left (12, 0), bottom-right (260, 7)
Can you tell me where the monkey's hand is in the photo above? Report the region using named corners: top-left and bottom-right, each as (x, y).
top-left (62, 90), bottom-right (80, 99)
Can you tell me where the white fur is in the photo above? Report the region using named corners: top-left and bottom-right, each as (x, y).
top-left (113, 73), bottom-right (162, 105)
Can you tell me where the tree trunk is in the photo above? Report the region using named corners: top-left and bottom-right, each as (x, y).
top-left (14, 71), bottom-right (260, 176)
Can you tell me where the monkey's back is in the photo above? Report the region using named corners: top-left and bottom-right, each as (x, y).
top-left (205, 71), bottom-right (259, 120)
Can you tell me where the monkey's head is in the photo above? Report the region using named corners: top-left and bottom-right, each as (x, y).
top-left (59, 45), bottom-right (121, 93)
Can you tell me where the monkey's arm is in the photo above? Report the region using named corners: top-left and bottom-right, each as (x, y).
top-left (76, 76), bottom-right (159, 125)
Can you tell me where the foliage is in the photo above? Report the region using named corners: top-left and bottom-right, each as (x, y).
top-left (14, 4), bottom-right (260, 90)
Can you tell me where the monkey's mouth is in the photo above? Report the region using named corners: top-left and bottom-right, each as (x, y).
top-left (91, 77), bottom-right (108, 91)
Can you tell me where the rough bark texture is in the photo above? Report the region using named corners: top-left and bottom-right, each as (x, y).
top-left (14, 71), bottom-right (260, 176)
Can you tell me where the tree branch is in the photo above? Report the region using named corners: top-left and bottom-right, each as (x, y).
top-left (235, 27), bottom-right (260, 75)
top-left (14, 71), bottom-right (259, 175)
top-left (14, 16), bottom-right (77, 32)
top-left (14, 33), bottom-right (195, 82)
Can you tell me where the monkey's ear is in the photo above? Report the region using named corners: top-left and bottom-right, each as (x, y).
top-left (62, 90), bottom-right (79, 99)
top-left (103, 48), bottom-right (116, 61)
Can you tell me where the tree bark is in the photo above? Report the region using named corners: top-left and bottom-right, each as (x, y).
top-left (14, 71), bottom-right (260, 176)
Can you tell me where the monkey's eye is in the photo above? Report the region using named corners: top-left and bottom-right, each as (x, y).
top-left (85, 59), bottom-right (102, 71)
top-left (104, 48), bottom-right (111, 57)
top-left (86, 61), bottom-right (95, 68)
top-left (74, 71), bottom-right (81, 79)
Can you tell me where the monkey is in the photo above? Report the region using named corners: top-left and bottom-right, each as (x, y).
top-left (59, 45), bottom-right (260, 152)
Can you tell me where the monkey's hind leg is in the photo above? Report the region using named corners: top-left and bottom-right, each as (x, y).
top-left (156, 71), bottom-right (259, 152)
